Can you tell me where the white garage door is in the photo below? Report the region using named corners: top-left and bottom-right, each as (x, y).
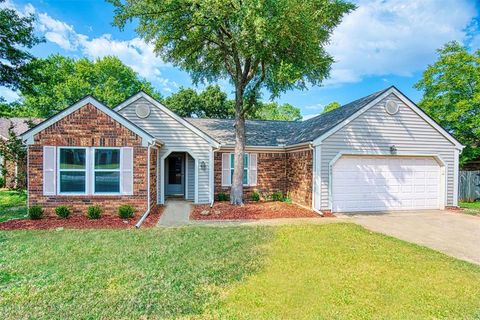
top-left (332, 156), bottom-right (442, 212)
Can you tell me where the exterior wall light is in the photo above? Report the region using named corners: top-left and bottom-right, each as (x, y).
top-left (390, 145), bottom-right (397, 155)
top-left (200, 160), bottom-right (206, 170)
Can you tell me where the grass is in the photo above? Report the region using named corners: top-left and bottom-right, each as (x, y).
top-left (1, 224), bottom-right (480, 319)
top-left (0, 189), bottom-right (27, 222)
top-left (460, 201), bottom-right (480, 216)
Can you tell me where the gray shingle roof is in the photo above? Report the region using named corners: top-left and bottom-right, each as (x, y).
top-left (185, 87), bottom-right (391, 147)
top-left (0, 118), bottom-right (44, 139)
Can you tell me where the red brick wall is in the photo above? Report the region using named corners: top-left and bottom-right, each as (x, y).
top-left (214, 151), bottom-right (287, 200)
top-left (214, 149), bottom-right (312, 207)
top-left (28, 103), bottom-right (149, 216)
top-left (286, 149), bottom-right (312, 207)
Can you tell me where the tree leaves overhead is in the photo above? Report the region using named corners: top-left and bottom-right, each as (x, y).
top-left (0, 0), bottom-right (43, 90)
top-left (322, 101), bottom-right (340, 114)
top-left (415, 41), bottom-right (480, 165)
top-left (15, 55), bottom-right (162, 117)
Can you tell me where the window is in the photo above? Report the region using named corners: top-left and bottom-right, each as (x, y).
top-left (59, 148), bottom-right (86, 193)
top-left (94, 149), bottom-right (120, 193)
top-left (230, 153), bottom-right (249, 185)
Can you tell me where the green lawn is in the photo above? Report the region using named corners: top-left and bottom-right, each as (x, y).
top-left (460, 201), bottom-right (480, 216)
top-left (1, 224), bottom-right (480, 319)
top-left (0, 189), bottom-right (27, 222)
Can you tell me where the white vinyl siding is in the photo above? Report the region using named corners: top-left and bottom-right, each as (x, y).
top-left (318, 93), bottom-right (457, 210)
top-left (186, 154), bottom-right (195, 201)
top-left (119, 97), bottom-right (213, 203)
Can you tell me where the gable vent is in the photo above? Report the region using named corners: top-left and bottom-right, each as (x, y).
top-left (385, 100), bottom-right (399, 115)
top-left (135, 104), bottom-right (150, 118)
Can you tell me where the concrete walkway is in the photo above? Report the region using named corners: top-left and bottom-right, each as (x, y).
top-left (340, 210), bottom-right (480, 265)
top-left (157, 199), bottom-right (192, 227)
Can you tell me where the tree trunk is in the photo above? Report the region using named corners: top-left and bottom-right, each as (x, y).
top-left (230, 85), bottom-right (245, 205)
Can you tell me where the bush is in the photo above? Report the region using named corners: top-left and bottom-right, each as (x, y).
top-left (55, 205), bottom-right (71, 219)
top-left (217, 192), bottom-right (229, 201)
top-left (28, 205), bottom-right (43, 220)
top-left (118, 205), bottom-right (134, 219)
top-left (86, 205), bottom-right (102, 219)
top-left (271, 191), bottom-right (283, 202)
top-left (251, 191), bottom-right (260, 202)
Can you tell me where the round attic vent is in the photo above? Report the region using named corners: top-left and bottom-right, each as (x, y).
top-left (385, 100), bottom-right (399, 115)
top-left (135, 104), bottom-right (150, 118)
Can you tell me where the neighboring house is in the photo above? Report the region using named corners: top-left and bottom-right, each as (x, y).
top-left (21, 86), bottom-right (463, 219)
top-left (0, 117), bottom-right (43, 189)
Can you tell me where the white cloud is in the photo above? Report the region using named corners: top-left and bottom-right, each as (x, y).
top-left (326, 0), bottom-right (479, 85)
top-left (3, 1), bottom-right (176, 93)
top-left (0, 87), bottom-right (20, 103)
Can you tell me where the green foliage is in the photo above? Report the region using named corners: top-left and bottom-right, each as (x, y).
top-left (0, 189), bottom-right (27, 222)
top-left (118, 205), bottom-right (134, 219)
top-left (270, 191), bottom-right (284, 202)
top-left (28, 205), bottom-right (43, 220)
top-left (0, 1), bottom-right (43, 90)
top-left (86, 205), bottom-right (102, 220)
top-left (217, 192), bottom-right (229, 201)
top-left (251, 191), bottom-right (260, 202)
top-left (55, 205), bottom-right (71, 219)
top-left (283, 195), bottom-right (292, 204)
top-left (322, 101), bottom-right (341, 114)
top-left (415, 41), bottom-right (480, 165)
top-left (15, 55), bottom-right (162, 117)
top-left (248, 101), bottom-right (302, 121)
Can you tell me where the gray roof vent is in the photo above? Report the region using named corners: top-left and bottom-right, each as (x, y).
top-left (135, 104), bottom-right (150, 118)
top-left (385, 100), bottom-right (399, 115)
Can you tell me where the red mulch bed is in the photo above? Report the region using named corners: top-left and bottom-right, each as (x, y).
top-left (0, 205), bottom-right (164, 230)
top-left (191, 201), bottom-right (323, 220)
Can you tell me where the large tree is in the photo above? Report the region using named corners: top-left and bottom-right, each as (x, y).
top-left (110, 0), bottom-right (354, 204)
top-left (0, 0), bottom-right (43, 91)
top-left (15, 54), bottom-right (162, 117)
top-left (415, 41), bottom-right (480, 165)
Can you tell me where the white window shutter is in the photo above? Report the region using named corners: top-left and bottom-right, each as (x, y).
top-left (43, 146), bottom-right (56, 195)
top-left (221, 153), bottom-right (231, 186)
top-left (249, 153), bottom-right (257, 186)
top-left (121, 147), bottom-right (134, 195)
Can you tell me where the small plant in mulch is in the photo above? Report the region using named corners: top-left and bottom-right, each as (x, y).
top-left (251, 191), bottom-right (260, 202)
top-left (118, 205), bottom-right (135, 219)
top-left (217, 192), bottom-right (229, 201)
top-left (55, 205), bottom-right (71, 219)
top-left (270, 191), bottom-right (284, 202)
top-left (86, 205), bottom-right (102, 220)
top-left (28, 205), bottom-right (43, 220)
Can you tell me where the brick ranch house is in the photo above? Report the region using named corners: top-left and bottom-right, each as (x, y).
top-left (0, 117), bottom-right (43, 189)
top-left (21, 86), bottom-right (463, 223)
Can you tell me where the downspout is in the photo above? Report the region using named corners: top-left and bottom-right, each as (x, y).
top-left (135, 143), bottom-right (152, 228)
top-left (309, 143), bottom-right (324, 216)
top-left (210, 146), bottom-right (221, 207)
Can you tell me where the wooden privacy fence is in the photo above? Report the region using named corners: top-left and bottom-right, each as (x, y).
top-left (459, 171), bottom-right (480, 202)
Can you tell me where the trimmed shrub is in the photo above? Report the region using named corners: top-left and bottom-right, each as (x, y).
top-left (271, 191), bottom-right (283, 202)
top-left (55, 205), bottom-right (71, 219)
top-left (118, 205), bottom-right (135, 219)
top-left (217, 192), bottom-right (229, 201)
top-left (28, 205), bottom-right (43, 220)
top-left (251, 191), bottom-right (260, 202)
top-left (86, 205), bottom-right (102, 219)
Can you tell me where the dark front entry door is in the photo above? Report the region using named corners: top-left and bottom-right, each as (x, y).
top-left (166, 153), bottom-right (184, 196)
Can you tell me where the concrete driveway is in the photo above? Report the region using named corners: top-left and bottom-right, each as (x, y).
top-left (339, 210), bottom-right (480, 265)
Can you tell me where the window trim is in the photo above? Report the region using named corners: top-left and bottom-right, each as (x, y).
top-left (57, 146), bottom-right (87, 195)
top-left (92, 147), bottom-right (122, 195)
top-left (229, 153), bottom-right (250, 186)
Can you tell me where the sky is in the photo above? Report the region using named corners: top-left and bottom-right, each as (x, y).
top-left (1, 0), bottom-right (479, 120)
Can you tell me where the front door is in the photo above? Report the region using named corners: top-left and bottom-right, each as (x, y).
top-left (166, 153), bottom-right (185, 196)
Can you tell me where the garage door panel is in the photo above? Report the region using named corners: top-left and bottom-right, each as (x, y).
top-left (332, 156), bottom-right (441, 212)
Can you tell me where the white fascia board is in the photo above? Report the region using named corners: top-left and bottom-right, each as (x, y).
top-left (312, 87), bottom-right (464, 150)
top-left (21, 96), bottom-right (157, 147)
top-left (115, 92), bottom-right (221, 148)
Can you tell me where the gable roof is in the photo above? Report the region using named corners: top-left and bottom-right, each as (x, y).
top-left (21, 96), bottom-right (158, 147)
top-left (114, 91), bottom-right (220, 148)
top-left (0, 117), bottom-right (44, 140)
top-left (184, 86), bottom-right (463, 150)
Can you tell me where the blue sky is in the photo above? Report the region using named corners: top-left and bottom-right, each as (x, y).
top-left (1, 0), bottom-right (479, 119)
